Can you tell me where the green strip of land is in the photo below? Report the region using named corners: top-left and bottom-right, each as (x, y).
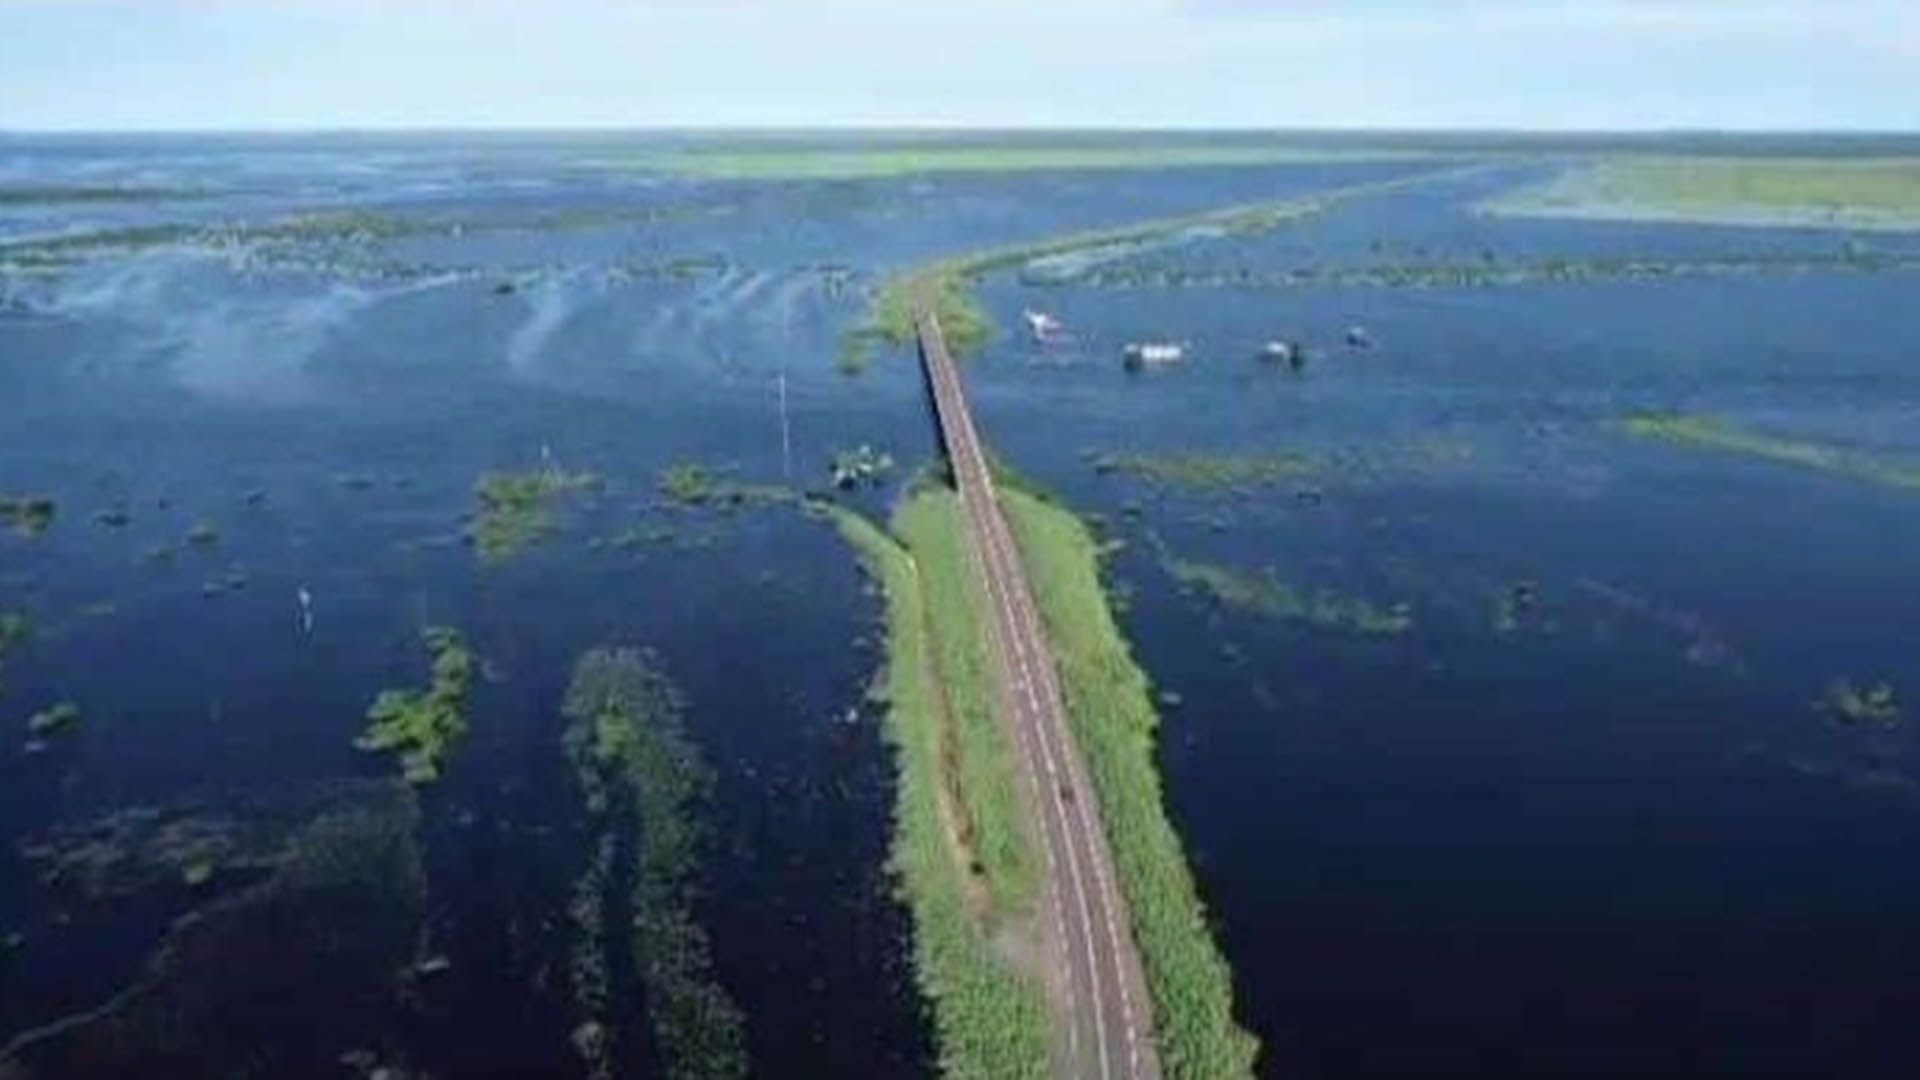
top-left (828, 497), bottom-right (1051, 1079)
top-left (1623, 413), bottom-right (1920, 490)
top-left (997, 487), bottom-right (1258, 1080)
top-left (1486, 157), bottom-right (1920, 231)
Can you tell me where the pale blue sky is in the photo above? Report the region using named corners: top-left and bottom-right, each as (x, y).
top-left (0, 1), bottom-right (1914, 131)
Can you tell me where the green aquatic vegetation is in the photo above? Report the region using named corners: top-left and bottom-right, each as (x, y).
top-left (0, 612), bottom-right (30, 659)
top-left (1072, 249), bottom-right (1920, 293)
top-left (185, 520), bottom-right (220, 548)
top-left (355, 626), bottom-right (473, 785)
top-left (92, 506), bottom-right (131, 528)
top-left (1486, 156), bottom-right (1920, 231)
top-left (1163, 550), bottom-right (1413, 637)
top-left (998, 488), bottom-right (1259, 1079)
top-left (561, 648), bottom-right (747, 1080)
top-left (826, 500), bottom-right (1051, 1079)
top-left (0, 495), bottom-right (56, 537)
top-left (1623, 413), bottom-right (1920, 490)
top-left (25, 701), bottom-right (80, 738)
top-left (1086, 449), bottom-right (1319, 493)
top-left (655, 462), bottom-right (794, 511)
top-left (1819, 679), bottom-right (1901, 727)
top-left (469, 466), bottom-right (597, 563)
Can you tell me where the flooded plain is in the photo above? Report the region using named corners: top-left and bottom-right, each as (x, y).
top-left (4, 133), bottom-right (1919, 1077)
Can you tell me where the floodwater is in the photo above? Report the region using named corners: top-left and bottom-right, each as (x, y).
top-left (4, 133), bottom-right (1920, 1077)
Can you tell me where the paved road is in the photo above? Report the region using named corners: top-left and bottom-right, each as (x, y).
top-left (916, 306), bottom-right (1161, 1080)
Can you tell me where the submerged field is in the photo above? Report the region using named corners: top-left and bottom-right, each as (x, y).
top-left (4, 130), bottom-right (1920, 1077)
top-left (1486, 155), bottom-right (1920, 230)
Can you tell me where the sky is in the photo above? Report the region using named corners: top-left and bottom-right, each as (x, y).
top-left (0, 0), bottom-right (1914, 132)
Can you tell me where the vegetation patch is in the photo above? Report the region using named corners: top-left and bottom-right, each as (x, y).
top-left (1485, 157), bottom-right (1920, 231)
top-left (1162, 550), bottom-right (1412, 637)
top-left (1068, 249), bottom-right (1920, 292)
top-left (561, 648), bottom-right (747, 1080)
top-left (356, 626), bottom-right (474, 785)
top-left (654, 462), bottom-right (794, 511)
top-left (0, 612), bottom-right (30, 661)
top-left (470, 466), bottom-right (598, 563)
top-left (826, 499), bottom-right (1051, 1079)
top-left (25, 701), bottom-right (81, 739)
top-left (0, 496), bottom-right (56, 537)
top-left (1819, 679), bottom-right (1901, 727)
top-left (1623, 413), bottom-right (1920, 490)
top-left (1087, 450), bottom-right (1319, 493)
top-left (998, 487), bottom-right (1258, 1078)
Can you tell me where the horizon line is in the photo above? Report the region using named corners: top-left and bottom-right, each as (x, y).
top-left (3, 123), bottom-right (1918, 139)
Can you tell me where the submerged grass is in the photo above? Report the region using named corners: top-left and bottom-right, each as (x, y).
top-left (998, 487), bottom-right (1259, 1079)
top-left (562, 648), bottom-right (747, 1080)
top-left (356, 626), bottom-right (473, 785)
top-left (826, 499), bottom-right (1051, 1079)
top-left (1087, 450), bottom-right (1319, 493)
top-left (1623, 413), bottom-right (1920, 490)
top-left (1162, 552), bottom-right (1414, 637)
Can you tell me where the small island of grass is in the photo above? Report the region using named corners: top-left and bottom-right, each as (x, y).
top-left (470, 466), bottom-right (597, 563)
top-left (355, 626), bottom-right (473, 785)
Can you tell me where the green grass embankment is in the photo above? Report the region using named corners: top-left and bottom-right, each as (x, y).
top-left (997, 487), bottom-right (1259, 1080)
top-left (826, 498), bottom-right (1050, 1079)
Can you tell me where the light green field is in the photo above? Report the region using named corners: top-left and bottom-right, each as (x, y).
top-left (1487, 157), bottom-right (1920, 230)
top-left (999, 487), bottom-right (1259, 1080)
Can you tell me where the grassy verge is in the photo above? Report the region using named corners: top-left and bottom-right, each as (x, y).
top-left (997, 487), bottom-right (1258, 1079)
top-left (825, 499), bottom-right (1051, 1079)
top-left (839, 165), bottom-right (1475, 372)
top-left (1623, 413), bottom-right (1920, 490)
top-left (1485, 156), bottom-right (1920, 231)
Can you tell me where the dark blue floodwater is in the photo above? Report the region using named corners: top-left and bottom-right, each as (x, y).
top-left (4, 133), bottom-right (1920, 1077)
